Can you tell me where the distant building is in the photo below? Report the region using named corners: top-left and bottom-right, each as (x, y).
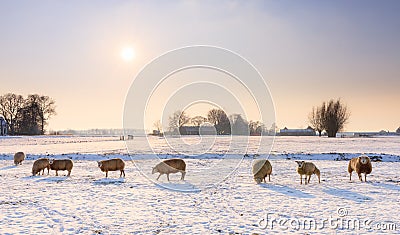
top-left (336, 131), bottom-right (397, 138)
top-left (0, 116), bottom-right (8, 136)
top-left (278, 126), bottom-right (316, 136)
top-left (179, 125), bottom-right (216, 135)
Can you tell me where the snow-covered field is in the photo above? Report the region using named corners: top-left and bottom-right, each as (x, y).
top-left (0, 136), bottom-right (400, 234)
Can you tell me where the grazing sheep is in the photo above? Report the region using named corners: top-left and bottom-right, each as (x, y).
top-left (152, 159), bottom-right (186, 181)
top-left (32, 158), bottom-right (50, 176)
top-left (348, 155), bottom-right (372, 182)
top-left (97, 158), bottom-right (125, 178)
top-left (295, 161), bottom-right (320, 185)
top-left (252, 159), bottom-right (272, 183)
top-left (14, 152), bottom-right (25, 165)
top-left (49, 159), bottom-right (73, 176)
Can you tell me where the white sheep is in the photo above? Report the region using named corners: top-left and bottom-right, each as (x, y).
top-left (97, 158), bottom-right (125, 178)
top-left (295, 161), bottom-right (320, 185)
top-left (252, 159), bottom-right (272, 183)
top-left (32, 158), bottom-right (50, 176)
top-left (14, 152), bottom-right (25, 165)
top-left (152, 159), bottom-right (186, 181)
top-left (348, 155), bottom-right (372, 182)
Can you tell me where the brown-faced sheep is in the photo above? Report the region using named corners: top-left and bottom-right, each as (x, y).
top-left (14, 152), bottom-right (25, 165)
top-left (252, 159), bottom-right (272, 183)
top-left (49, 159), bottom-right (73, 176)
top-left (348, 155), bottom-right (372, 182)
top-left (295, 161), bottom-right (320, 185)
top-left (152, 159), bottom-right (186, 181)
top-left (32, 158), bottom-right (50, 176)
top-left (97, 158), bottom-right (125, 178)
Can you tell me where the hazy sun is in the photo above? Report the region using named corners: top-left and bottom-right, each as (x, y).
top-left (121, 47), bottom-right (135, 61)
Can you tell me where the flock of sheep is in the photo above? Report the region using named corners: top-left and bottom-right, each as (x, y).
top-left (12, 152), bottom-right (373, 184)
top-left (252, 155), bottom-right (373, 184)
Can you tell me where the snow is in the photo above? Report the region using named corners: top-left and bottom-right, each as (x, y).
top-left (0, 136), bottom-right (400, 234)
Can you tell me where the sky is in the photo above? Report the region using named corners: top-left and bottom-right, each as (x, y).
top-left (0, 0), bottom-right (399, 132)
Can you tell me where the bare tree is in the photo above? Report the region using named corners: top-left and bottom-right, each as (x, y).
top-left (0, 93), bottom-right (24, 135)
top-left (191, 116), bottom-right (207, 126)
top-left (396, 127), bottom-right (400, 134)
top-left (324, 99), bottom-right (350, 137)
top-left (153, 120), bottom-right (162, 133)
top-left (25, 94), bottom-right (56, 134)
top-left (168, 110), bottom-right (190, 134)
top-left (311, 99), bottom-right (350, 137)
top-left (207, 109), bottom-right (231, 135)
top-left (308, 103), bottom-right (325, 137)
top-left (229, 114), bottom-right (249, 135)
top-left (249, 120), bottom-right (263, 136)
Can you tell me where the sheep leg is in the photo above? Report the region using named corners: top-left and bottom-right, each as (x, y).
top-left (268, 174), bottom-right (271, 182)
top-left (167, 174), bottom-right (170, 181)
top-left (56, 170), bottom-right (58, 176)
top-left (300, 175), bottom-right (302, 184)
top-left (67, 171), bottom-right (71, 177)
top-left (120, 170), bottom-right (125, 178)
top-left (349, 172), bottom-right (352, 181)
top-left (307, 175), bottom-right (311, 184)
top-left (47, 167), bottom-right (50, 175)
top-left (156, 173), bottom-right (161, 180)
top-left (106, 171), bottom-right (108, 178)
top-left (358, 173), bottom-right (362, 182)
top-left (364, 174), bottom-right (367, 182)
top-left (181, 171), bottom-right (186, 180)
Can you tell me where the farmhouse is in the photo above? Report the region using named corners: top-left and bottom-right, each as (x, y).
top-left (179, 125), bottom-right (216, 135)
top-left (0, 116), bottom-right (8, 136)
top-left (278, 126), bottom-right (316, 136)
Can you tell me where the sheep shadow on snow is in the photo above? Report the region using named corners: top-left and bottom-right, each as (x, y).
top-left (36, 176), bottom-right (69, 183)
top-left (371, 181), bottom-right (400, 192)
top-left (259, 184), bottom-right (315, 199)
top-left (323, 187), bottom-right (372, 202)
top-left (0, 165), bottom-right (17, 171)
top-left (155, 181), bottom-right (201, 193)
top-left (93, 178), bottom-right (126, 185)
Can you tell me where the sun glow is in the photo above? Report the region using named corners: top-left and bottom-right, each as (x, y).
top-left (121, 47), bottom-right (135, 61)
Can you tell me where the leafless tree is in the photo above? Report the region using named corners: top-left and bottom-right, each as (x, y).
top-left (26, 94), bottom-right (56, 134)
top-left (168, 110), bottom-right (190, 134)
top-left (324, 99), bottom-right (350, 137)
top-left (207, 109), bottom-right (230, 135)
top-left (191, 116), bottom-right (207, 126)
top-left (308, 103), bottom-right (325, 137)
top-left (248, 120), bottom-right (263, 136)
top-left (229, 114), bottom-right (249, 135)
top-left (153, 120), bottom-right (162, 133)
top-left (310, 99), bottom-right (350, 137)
top-left (0, 93), bottom-right (24, 135)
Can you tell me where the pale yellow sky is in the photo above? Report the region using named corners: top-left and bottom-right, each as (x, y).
top-left (0, 1), bottom-right (399, 132)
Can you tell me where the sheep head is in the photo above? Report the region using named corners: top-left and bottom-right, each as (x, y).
top-left (295, 161), bottom-right (305, 168)
top-left (359, 156), bottom-right (369, 164)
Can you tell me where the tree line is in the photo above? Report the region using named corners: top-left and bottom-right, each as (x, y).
top-left (162, 109), bottom-right (276, 136)
top-left (0, 93), bottom-right (56, 135)
top-left (309, 98), bottom-right (350, 137)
